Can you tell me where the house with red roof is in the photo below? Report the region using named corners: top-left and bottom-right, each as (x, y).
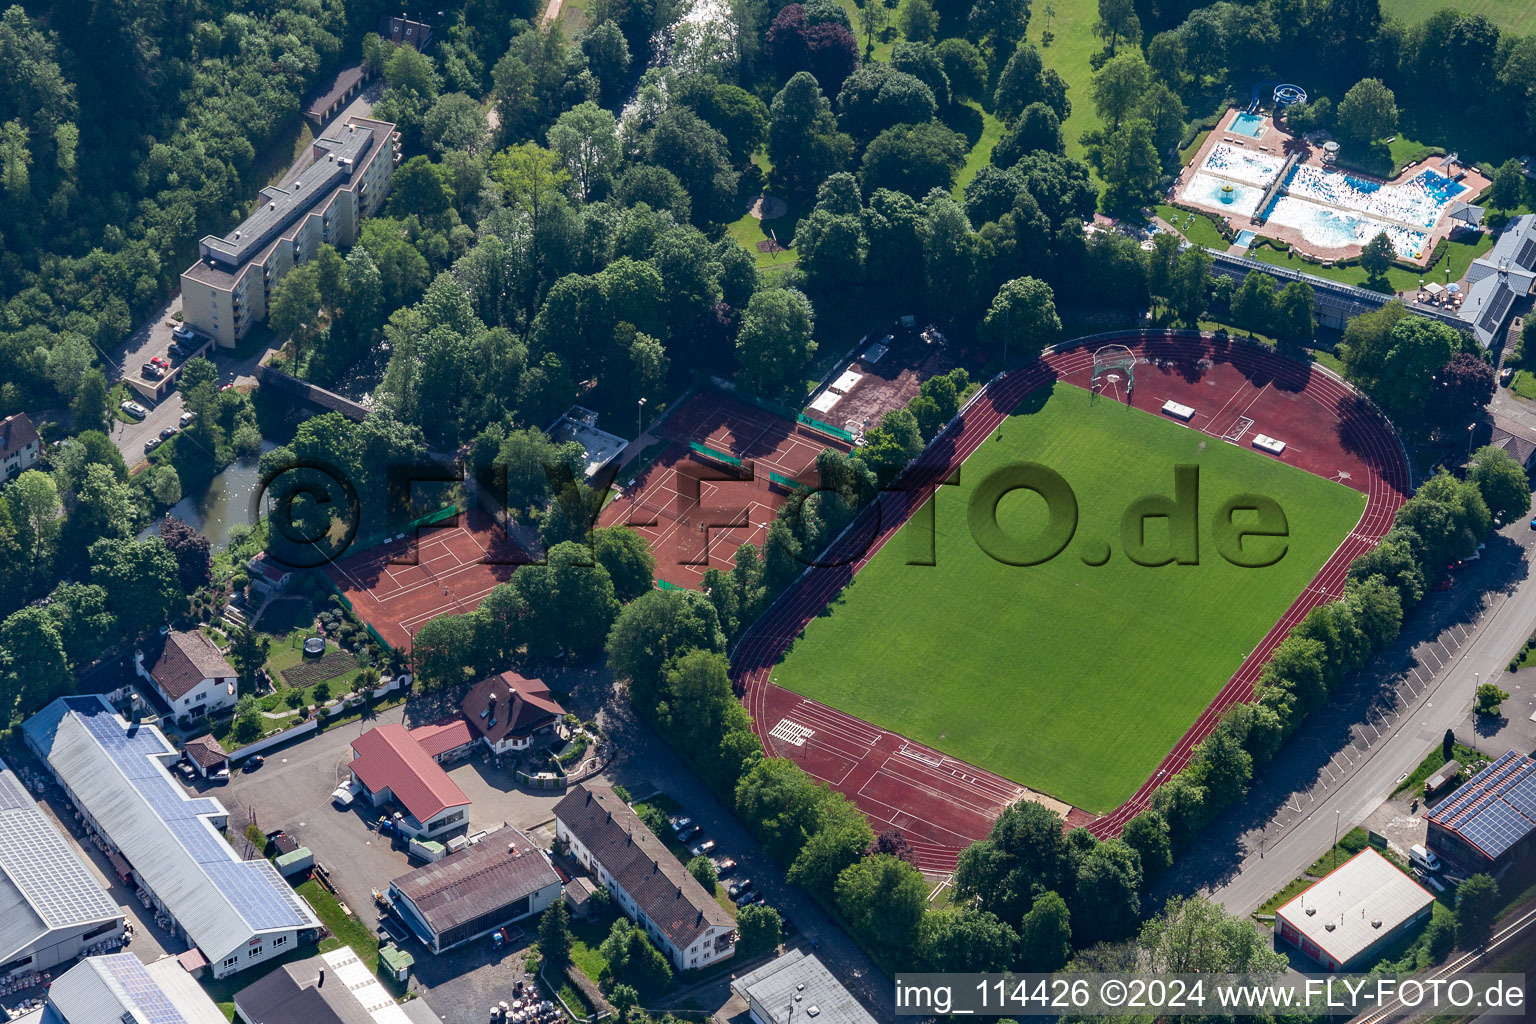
top-left (348, 724), bottom-right (470, 839)
top-left (461, 671), bottom-right (566, 755)
top-left (136, 629), bottom-right (238, 721)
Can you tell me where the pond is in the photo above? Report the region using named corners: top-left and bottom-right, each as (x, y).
top-left (142, 441), bottom-right (277, 550)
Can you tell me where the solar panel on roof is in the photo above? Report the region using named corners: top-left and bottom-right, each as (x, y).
top-left (99, 954), bottom-right (190, 1024)
top-left (1516, 237), bottom-right (1536, 272)
top-left (0, 767), bottom-right (33, 811)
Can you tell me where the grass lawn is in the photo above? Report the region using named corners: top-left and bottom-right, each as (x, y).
top-left (1511, 370), bottom-right (1536, 402)
top-left (1385, 0), bottom-right (1536, 34)
top-left (1247, 232), bottom-right (1494, 294)
top-left (1308, 348), bottom-right (1346, 376)
top-left (951, 100), bottom-right (1006, 197)
top-left (772, 381), bottom-right (1364, 812)
top-left (111, 382), bottom-right (142, 424)
top-left (726, 205), bottom-right (800, 269)
top-left (1032, 2), bottom-right (1104, 177)
top-left (1157, 204), bottom-right (1228, 249)
top-left (568, 910), bottom-right (617, 986)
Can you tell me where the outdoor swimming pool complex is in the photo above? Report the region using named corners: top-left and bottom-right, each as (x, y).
top-left (1229, 113), bottom-right (1266, 138)
top-left (1179, 143), bottom-right (1466, 257)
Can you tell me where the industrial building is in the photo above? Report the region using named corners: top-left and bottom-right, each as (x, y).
top-left (387, 826), bottom-right (560, 953)
top-left (24, 953), bottom-right (227, 1024)
top-left (1274, 849), bottom-right (1435, 972)
top-left (179, 116), bottom-right (398, 348)
top-left (23, 697), bottom-right (322, 979)
top-left (1426, 750), bottom-right (1536, 875)
top-left (730, 950), bottom-right (878, 1024)
top-left (0, 758), bottom-right (123, 980)
top-left (234, 946), bottom-right (436, 1024)
top-left (555, 783), bottom-right (736, 972)
top-left (348, 724), bottom-right (472, 839)
top-left (1459, 214), bottom-right (1536, 347)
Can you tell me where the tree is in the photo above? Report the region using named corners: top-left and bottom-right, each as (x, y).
top-left (1337, 78), bottom-right (1397, 142)
top-left (422, 92), bottom-right (489, 155)
top-left (1455, 874), bottom-right (1499, 948)
top-left (1475, 682), bottom-right (1510, 716)
top-left (1467, 446), bottom-right (1531, 523)
top-left (768, 73), bottom-right (854, 198)
top-left (1072, 839), bottom-right (1143, 945)
top-left (71, 368), bottom-right (109, 434)
top-left (9, 469), bottom-right (60, 573)
top-left (1360, 231), bottom-right (1394, 281)
top-left (736, 288), bottom-right (817, 398)
top-left (510, 542), bottom-right (620, 661)
top-left (1016, 890), bottom-right (1071, 970)
top-left (737, 902), bottom-right (783, 955)
top-left (268, 264), bottom-right (325, 372)
top-left (1491, 158), bottom-right (1525, 210)
top-left (933, 39), bottom-right (987, 102)
top-left (645, 106), bottom-right (739, 224)
top-left (0, 606), bottom-right (72, 715)
top-left (1137, 895), bottom-right (1287, 973)
top-left (547, 102), bottom-right (619, 201)
top-left (837, 65), bottom-right (938, 146)
top-left (232, 694), bottom-right (263, 743)
top-left (607, 589), bottom-right (726, 714)
top-left (897, 0), bottom-right (939, 42)
top-left (968, 0), bottom-right (1030, 56)
top-left (158, 516), bottom-right (211, 592)
top-left (859, 122), bottom-right (967, 197)
top-left (1093, 117), bottom-right (1160, 213)
top-left (1090, 51), bottom-right (1151, 131)
top-left (539, 901), bottom-right (573, 968)
top-left (594, 526), bottom-right (656, 602)
top-left (993, 45), bottom-right (1045, 121)
top-left (954, 800), bottom-right (1069, 927)
top-left (1274, 280), bottom-right (1315, 344)
top-left (1120, 810), bottom-right (1173, 878)
top-left (857, 0), bottom-right (889, 56)
top-left (1231, 271), bottom-right (1277, 336)
top-left (979, 277), bottom-right (1060, 361)
top-left (687, 854), bottom-right (718, 892)
top-left (1437, 354), bottom-right (1496, 438)
top-left (993, 102), bottom-right (1062, 163)
top-left (835, 854), bottom-right (928, 962)
top-left (1092, 0), bottom-right (1140, 56)
top-left (915, 907), bottom-right (1018, 972)
top-left (227, 626), bottom-right (271, 692)
top-left (88, 538), bottom-right (182, 644)
top-left (609, 984), bottom-right (639, 1023)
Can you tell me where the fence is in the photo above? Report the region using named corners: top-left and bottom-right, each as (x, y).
top-left (229, 675), bottom-right (411, 762)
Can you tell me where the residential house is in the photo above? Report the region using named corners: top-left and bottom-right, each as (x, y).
top-left (136, 630), bottom-right (238, 722)
top-left (1, 413), bottom-right (40, 481)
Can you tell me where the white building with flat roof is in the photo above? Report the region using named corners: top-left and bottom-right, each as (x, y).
top-left (730, 950), bottom-right (878, 1024)
top-left (1275, 848), bottom-right (1435, 972)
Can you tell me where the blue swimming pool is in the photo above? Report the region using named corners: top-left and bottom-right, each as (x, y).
top-left (1230, 113), bottom-right (1265, 138)
top-left (1234, 230), bottom-right (1257, 247)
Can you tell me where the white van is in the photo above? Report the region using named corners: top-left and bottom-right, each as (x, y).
top-left (1410, 844), bottom-right (1441, 873)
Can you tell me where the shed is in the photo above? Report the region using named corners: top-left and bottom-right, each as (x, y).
top-left (274, 847), bottom-right (315, 876)
top-left (1274, 849), bottom-right (1434, 971)
top-left (379, 944), bottom-right (414, 983)
top-left (1425, 760), bottom-right (1462, 796)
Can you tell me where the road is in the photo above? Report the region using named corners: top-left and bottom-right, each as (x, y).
top-left (1203, 520), bottom-right (1536, 915)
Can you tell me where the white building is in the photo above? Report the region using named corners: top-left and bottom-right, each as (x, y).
top-left (1275, 848), bottom-right (1435, 972)
top-left (28, 953), bottom-right (228, 1024)
top-left (23, 697), bottom-right (322, 979)
top-left (731, 950), bottom-right (879, 1024)
top-left (0, 758), bottom-right (123, 980)
top-left (1, 413), bottom-right (40, 482)
top-left (554, 783), bottom-right (736, 972)
top-left (136, 630), bottom-right (239, 722)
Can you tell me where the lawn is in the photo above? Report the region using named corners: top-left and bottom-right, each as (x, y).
top-left (1031, 0), bottom-right (1104, 172)
top-left (1247, 231), bottom-right (1494, 294)
top-left (1393, 740), bottom-right (1491, 796)
top-left (951, 100), bottom-right (1006, 197)
top-left (1384, 0), bottom-right (1536, 34)
top-left (1157, 204), bottom-right (1228, 249)
top-left (771, 381), bottom-right (1365, 812)
top-left (1511, 370), bottom-right (1536, 402)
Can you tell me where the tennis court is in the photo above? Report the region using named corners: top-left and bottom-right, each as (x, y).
top-left (321, 505), bottom-right (527, 651)
top-left (599, 390), bottom-right (852, 588)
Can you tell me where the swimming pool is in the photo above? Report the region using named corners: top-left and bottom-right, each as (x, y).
top-left (1182, 173), bottom-right (1264, 217)
top-left (1200, 143), bottom-right (1284, 188)
top-left (1230, 113), bottom-right (1265, 138)
top-left (1234, 230), bottom-right (1257, 247)
top-left (1285, 165), bottom-right (1467, 230)
top-left (1265, 196), bottom-right (1428, 257)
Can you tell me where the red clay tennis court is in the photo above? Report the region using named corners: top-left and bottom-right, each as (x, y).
top-left (322, 506), bottom-right (525, 651)
top-left (599, 390), bottom-right (852, 588)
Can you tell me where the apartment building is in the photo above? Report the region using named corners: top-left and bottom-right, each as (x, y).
top-left (180, 116), bottom-right (399, 348)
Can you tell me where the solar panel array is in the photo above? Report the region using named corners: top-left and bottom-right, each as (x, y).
top-left (1516, 237), bottom-right (1536, 272)
top-left (60, 698), bottom-right (313, 932)
top-left (1427, 751), bottom-right (1536, 860)
top-left (1479, 284), bottom-right (1515, 334)
top-left (97, 954), bottom-right (190, 1024)
top-left (0, 758), bottom-right (120, 929)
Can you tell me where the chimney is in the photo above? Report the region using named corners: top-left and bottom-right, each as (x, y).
top-left (317, 968), bottom-right (325, 987)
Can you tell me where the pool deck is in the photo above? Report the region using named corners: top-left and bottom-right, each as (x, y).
top-left (1172, 108), bottom-right (1490, 270)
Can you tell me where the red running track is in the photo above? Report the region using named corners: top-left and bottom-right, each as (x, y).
top-left (730, 332), bottom-right (1410, 873)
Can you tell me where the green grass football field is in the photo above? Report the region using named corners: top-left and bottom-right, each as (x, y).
top-left (772, 383), bottom-right (1365, 813)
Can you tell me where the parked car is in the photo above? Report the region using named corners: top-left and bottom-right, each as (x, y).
top-left (731, 888), bottom-right (758, 905)
top-left (689, 839), bottom-right (716, 857)
top-left (143, 437), bottom-right (162, 453)
top-left (150, 355), bottom-right (169, 367)
top-left (121, 400), bottom-right (147, 419)
top-left (713, 857), bottom-right (737, 877)
top-left (669, 816), bottom-right (693, 834)
top-left (243, 755), bottom-right (265, 773)
top-left (727, 879), bottom-right (752, 899)
top-left (141, 363), bottom-right (163, 379)
top-left (179, 410), bottom-right (196, 427)
top-left (172, 325), bottom-right (200, 343)
top-left (159, 426), bottom-right (178, 439)
top-left (677, 825), bottom-right (701, 843)
top-left (1435, 577), bottom-right (1454, 591)
top-left (1410, 844), bottom-right (1442, 873)
top-left (1500, 367), bottom-right (1514, 386)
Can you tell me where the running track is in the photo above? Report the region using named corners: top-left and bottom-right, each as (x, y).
top-left (730, 331), bottom-right (1411, 873)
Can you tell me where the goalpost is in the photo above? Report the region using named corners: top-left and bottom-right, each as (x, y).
top-left (1091, 344), bottom-right (1137, 400)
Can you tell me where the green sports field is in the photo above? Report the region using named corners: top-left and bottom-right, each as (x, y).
top-left (772, 383), bottom-right (1365, 813)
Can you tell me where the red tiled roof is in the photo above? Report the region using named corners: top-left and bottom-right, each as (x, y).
top-left (461, 671), bottom-right (565, 745)
top-left (350, 724), bottom-right (470, 823)
top-left (184, 733), bottom-right (228, 769)
top-left (410, 719), bottom-right (475, 759)
top-left (145, 630), bottom-right (236, 701)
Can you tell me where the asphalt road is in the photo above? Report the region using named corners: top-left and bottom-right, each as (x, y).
top-left (1204, 518), bottom-right (1536, 915)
